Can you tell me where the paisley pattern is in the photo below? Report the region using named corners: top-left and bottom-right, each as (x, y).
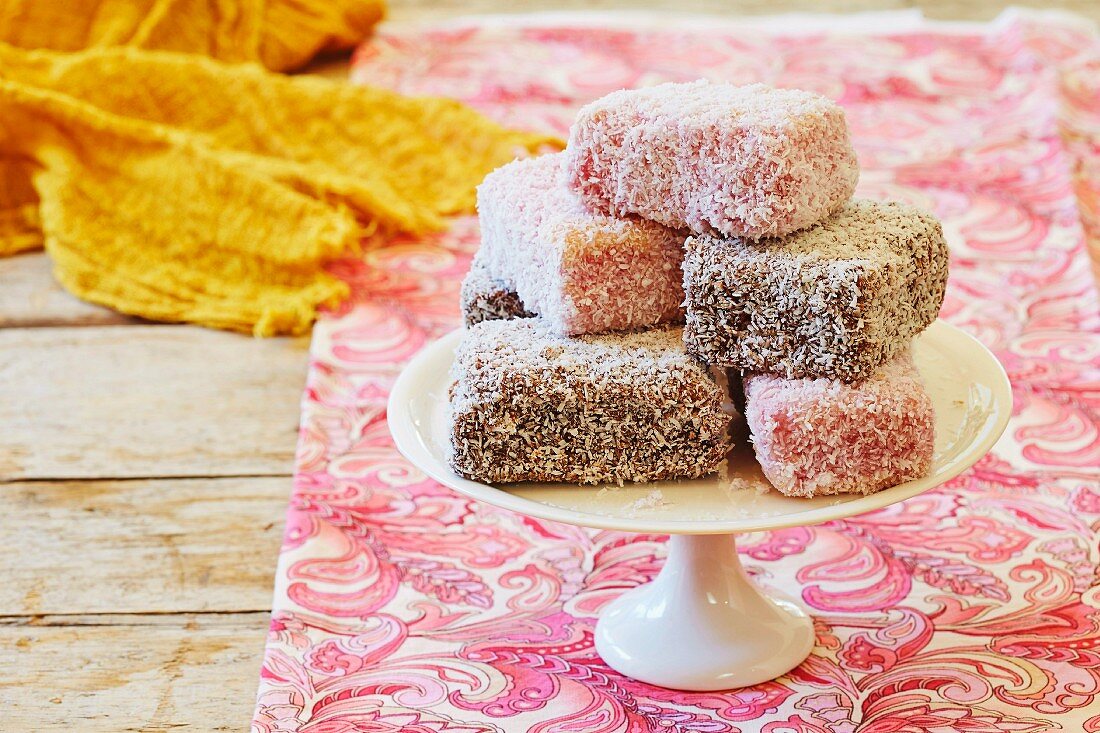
top-left (253, 11), bottom-right (1100, 732)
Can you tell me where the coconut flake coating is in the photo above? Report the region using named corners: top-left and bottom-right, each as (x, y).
top-left (744, 351), bottom-right (934, 497)
top-left (567, 80), bottom-right (859, 238)
top-left (447, 320), bottom-right (732, 485)
top-left (460, 250), bottom-right (535, 327)
top-left (477, 152), bottom-right (685, 336)
top-left (683, 199), bottom-right (948, 382)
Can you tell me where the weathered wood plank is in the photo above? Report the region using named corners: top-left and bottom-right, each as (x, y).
top-left (0, 613), bottom-right (268, 733)
top-left (915, 0), bottom-right (1099, 21)
top-left (386, 0), bottom-right (1100, 22)
top-left (0, 252), bottom-right (136, 328)
top-left (0, 478), bottom-right (288, 616)
top-left (0, 326), bottom-right (309, 480)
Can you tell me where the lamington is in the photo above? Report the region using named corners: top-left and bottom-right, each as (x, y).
top-left (743, 351), bottom-right (935, 497)
top-left (567, 80), bottom-right (859, 239)
top-left (447, 320), bottom-right (732, 485)
top-left (682, 200), bottom-right (948, 383)
top-left (477, 152), bottom-right (685, 336)
top-left (460, 251), bottom-right (534, 327)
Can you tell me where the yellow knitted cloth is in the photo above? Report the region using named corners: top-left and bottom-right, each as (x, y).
top-left (0, 2), bottom-right (558, 335)
top-left (0, 0), bottom-right (386, 72)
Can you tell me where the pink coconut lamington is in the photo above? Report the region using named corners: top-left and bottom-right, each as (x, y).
top-left (477, 152), bottom-right (685, 336)
top-left (744, 351), bottom-right (935, 497)
top-left (567, 80), bottom-right (859, 238)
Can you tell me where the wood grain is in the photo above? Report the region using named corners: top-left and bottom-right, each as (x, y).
top-left (385, 0), bottom-right (1100, 23)
top-left (0, 613), bottom-right (268, 733)
top-left (0, 252), bottom-right (136, 328)
top-left (0, 326), bottom-right (309, 480)
top-left (0, 478), bottom-right (288, 616)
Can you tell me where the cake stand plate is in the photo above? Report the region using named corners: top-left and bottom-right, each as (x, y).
top-left (388, 320), bottom-right (1012, 691)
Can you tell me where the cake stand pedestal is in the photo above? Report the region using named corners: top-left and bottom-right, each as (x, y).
top-left (595, 532), bottom-right (813, 690)
top-left (388, 320), bottom-right (1012, 691)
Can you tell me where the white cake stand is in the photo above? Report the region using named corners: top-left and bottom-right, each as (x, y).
top-left (387, 320), bottom-right (1012, 691)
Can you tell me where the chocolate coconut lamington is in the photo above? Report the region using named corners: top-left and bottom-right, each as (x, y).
top-left (460, 252), bottom-right (534, 327)
top-left (448, 320), bottom-right (732, 485)
top-left (683, 200), bottom-right (948, 383)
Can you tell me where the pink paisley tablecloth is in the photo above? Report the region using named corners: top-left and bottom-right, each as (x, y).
top-left (252, 11), bottom-right (1100, 732)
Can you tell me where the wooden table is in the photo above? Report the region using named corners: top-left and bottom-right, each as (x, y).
top-left (2, 2), bottom-right (1096, 730)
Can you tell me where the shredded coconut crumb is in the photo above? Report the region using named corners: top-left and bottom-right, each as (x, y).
top-left (625, 489), bottom-right (669, 516)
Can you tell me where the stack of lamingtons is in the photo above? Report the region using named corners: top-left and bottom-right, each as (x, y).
top-left (448, 80), bottom-right (949, 497)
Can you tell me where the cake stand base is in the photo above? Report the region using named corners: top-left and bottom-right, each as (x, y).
top-left (594, 533), bottom-right (814, 691)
